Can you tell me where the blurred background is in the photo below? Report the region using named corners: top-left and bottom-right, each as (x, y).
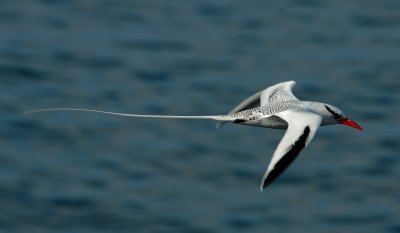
top-left (1, 0), bottom-right (400, 232)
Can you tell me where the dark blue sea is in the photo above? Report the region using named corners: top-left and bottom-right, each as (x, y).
top-left (1, 0), bottom-right (400, 232)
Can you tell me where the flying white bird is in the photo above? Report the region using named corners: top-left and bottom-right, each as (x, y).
top-left (25, 81), bottom-right (362, 191)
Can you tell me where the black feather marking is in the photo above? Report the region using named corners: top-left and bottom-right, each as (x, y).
top-left (262, 126), bottom-right (310, 189)
top-left (324, 105), bottom-right (341, 119)
top-left (233, 119), bottom-right (246, 124)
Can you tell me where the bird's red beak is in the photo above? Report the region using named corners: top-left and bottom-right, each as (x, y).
top-left (339, 118), bottom-right (363, 131)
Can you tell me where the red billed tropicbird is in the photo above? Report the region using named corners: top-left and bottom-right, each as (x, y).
top-left (25, 81), bottom-right (363, 191)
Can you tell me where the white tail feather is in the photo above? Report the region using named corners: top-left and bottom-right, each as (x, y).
top-left (24, 108), bottom-right (232, 122)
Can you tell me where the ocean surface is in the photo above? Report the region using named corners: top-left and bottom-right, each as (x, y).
top-left (1, 0), bottom-right (400, 232)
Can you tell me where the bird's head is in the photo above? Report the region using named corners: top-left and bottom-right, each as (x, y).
top-left (322, 104), bottom-right (363, 130)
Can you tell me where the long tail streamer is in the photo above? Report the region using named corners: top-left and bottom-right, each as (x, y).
top-left (24, 108), bottom-right (231, 122)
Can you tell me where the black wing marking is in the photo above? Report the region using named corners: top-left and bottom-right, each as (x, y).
top-left (261, 126), bottom-right (310, 189)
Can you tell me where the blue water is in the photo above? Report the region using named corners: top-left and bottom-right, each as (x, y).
top-left (1, 0), bottom-right (400, 232)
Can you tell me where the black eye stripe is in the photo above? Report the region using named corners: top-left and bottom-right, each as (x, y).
top-left (325, 105), bottom-right (341, 119)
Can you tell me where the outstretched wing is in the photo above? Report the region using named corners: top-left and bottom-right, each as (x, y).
top-left (260, 110), bottom-right (321, 191)
top-left (225, 90), bottom-right (263, 115)
top-left (217, 81), bottom-right (298, 129)
top-left (260, 80), bottom-right (298, 105)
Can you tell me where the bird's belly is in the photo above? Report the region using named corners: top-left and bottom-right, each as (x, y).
top-left (238, 115), bottom-right (288, 129)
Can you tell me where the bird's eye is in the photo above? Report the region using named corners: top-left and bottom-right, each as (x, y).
top-left (324, 105), bottom-right (341, 119)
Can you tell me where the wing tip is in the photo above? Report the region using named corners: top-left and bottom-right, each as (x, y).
top-left (260, 175), bottom-right (269, 192)
top-left (287, 80), bottom-right (296, 88)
